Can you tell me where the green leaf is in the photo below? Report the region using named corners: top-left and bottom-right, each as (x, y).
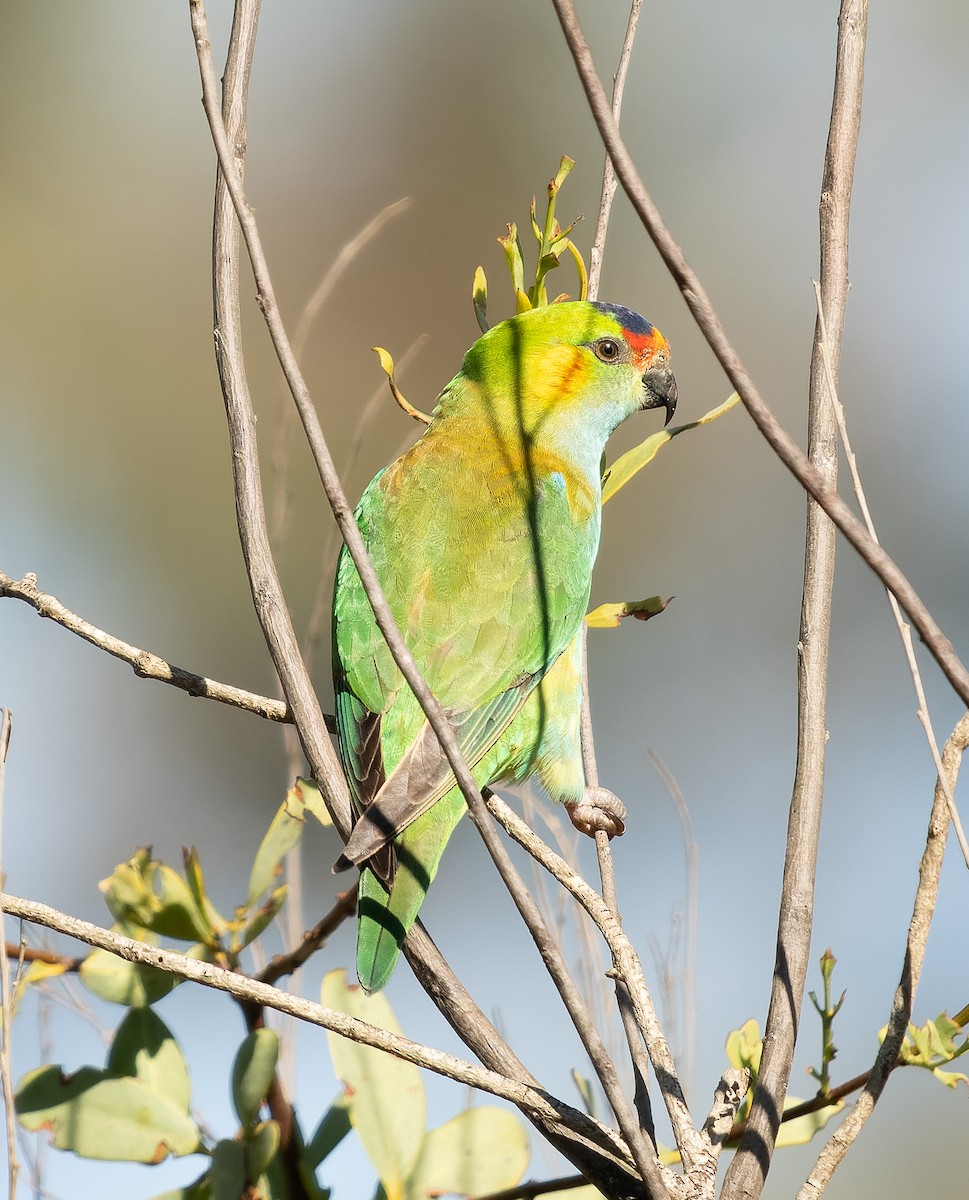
top-left (107, 1008), bottom-right (191, 1111)
top-left (99, 848), bottom-right (158, 926)
top-left (246, 1119), bottom-right (281, 1179)
top-left (886, 1013), bottom-right (969, 1087)
top-left (404, 1108), bottom-right (529, 1200)
top-left (210, 1138), bottom-right (248, 1200)
top-left (183, 847), bottom-right (229, 938)
top-left (570, 1069), bottom-right (595, 1117)
top-left (498, 223), bottom-right (526, 298)
top-left (304, 1095), bottom-right (352, 1169)
top-left (602, 391), bottom-right (741, 504)
top-left (152, 863), bottom-right (216, 943)
top-left (236, 885), bottom-right (288, 952)
top-left (149, 1182), bottom-right (211, 1200)
top-left (232, 1029), bottom-right (279, 1128)
top-left (16, 1065), bottom-right (200, 1161)
top-left (248, 786), bottom-right (315, 905)
top-left (80, 943), bottom-right (178, 1007)
top-left (585, 597), bottom-right (669, 629)
top-left (323, 969), bottom-right (426, 1198)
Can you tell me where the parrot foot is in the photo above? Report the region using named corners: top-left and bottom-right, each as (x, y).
top-left (566, 787), bottom-right (626, 839)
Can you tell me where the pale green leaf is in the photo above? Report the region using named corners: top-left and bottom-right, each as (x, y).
top-left (183, 847), bottom-right (229, 937)
top-left (248, 786), bottom-right (314, 905)
top-left (405, 1107), bottom-right (529, 1200)
top-left (775, 1097), bottom-right (844, 1147)
top-left (16, 1066), bottom-right (200, 1161)
top-left (237, 885), bottom-right (288, 951)
top-left (107, 1008), bottom-right (191, 1112)
top-left (323, 969), bottom-right (426, 1198)
top-left (725, 1018), bottom-right (763, 1078)
top-left (295, 777), bottom-right (333, 828)
top-left (152, 864), bottom-right (215, 943)
top-left (99, 848), bottom-right (157, 926)
top-left (80, 944), bottom-right (178, 1007)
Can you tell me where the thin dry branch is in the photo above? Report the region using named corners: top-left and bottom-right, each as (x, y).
top-left (725, 4), bottom-right (868, 1193)
top-left (467, 790), bottom-right (671, 1199)
top-left (588, 0), bottom-right (643, 299)
top-left (0, 570), bottom-right (295, 724)
top-left (0, 708), bottom-right (21, 1200)
top-left (812, 282), bottom-right (969, 869)
top-left (255, 887), bottom-right (357, 987)
top-left (483, 790), bottom-right (718, 1182)
top-left (549, 0), bottom-right (969, 714)
top-left (797, 712), bottom-right (969, 1198)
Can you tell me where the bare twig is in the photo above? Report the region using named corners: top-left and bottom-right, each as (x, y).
top-left (255, 887), bottom-right (357, 987)
top-left (549, 0), bottom-right (969, 714)
top-left (0, 570), bottom-right (297, 725)
top-left (582, 624), bottom-right (658, 1148)
top-left (4, 942), bottom-right (82, 971)
top-left (0, 708), bottom-right (21, 1200)
top-left (724, 6), bottom-right (867, 1194)
top-left (466, 790), bottom-right (671, 1198)
top-left (648, 751), bottom-right (698, 1099)
top-left (473, 1174), bottom-right (588, 1200)
top-left (812, 282), bottom-right (969, 869)
top-left (483, 791), bottom-right (704, 1180)
top-left (797, 712), bottom-right (969, 1198)
top-left (588, 0), bottom-right (643, 299)
top-left (269, 197), bottom-right (413, 549)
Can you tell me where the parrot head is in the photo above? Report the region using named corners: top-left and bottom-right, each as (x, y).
top-left (594, 301), bottom-right (677, 426)
top-left (446, 301), bottom-right (677, 461)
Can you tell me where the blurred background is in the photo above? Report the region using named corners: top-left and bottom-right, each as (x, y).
top-left (2, 0), bottom-right (968, 1195)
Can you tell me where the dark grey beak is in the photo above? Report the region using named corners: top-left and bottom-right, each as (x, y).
top-left (642, 366), bottom-right (677, 426)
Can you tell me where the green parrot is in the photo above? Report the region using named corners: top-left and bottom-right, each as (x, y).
top-left (332, 300), bottom-right (676, 991)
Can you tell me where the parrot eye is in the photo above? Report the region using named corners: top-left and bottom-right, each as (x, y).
top-left (593, 338), bottom-right (623, 363)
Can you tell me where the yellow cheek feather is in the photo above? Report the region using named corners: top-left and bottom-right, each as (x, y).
top-left (523, 343), bottom-right (592, 415)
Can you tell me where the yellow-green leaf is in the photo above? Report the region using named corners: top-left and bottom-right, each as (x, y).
top-left (472, 266), bottom-right (489, 332)
top-left (404, 1108), bottom-right (529, 1200)
top-left (585, 597), bottom-right (669, 629)
top-left (602, 391), bottom-right (741, 504)
top-left (80, 943), bottom-right (178, 1008)
top-left (323, 969), bottom-right (426, 1199)
top-left (294, 777), bottom-right (332, 828)
top-left (726, 1019), bottom-right (763, 1079)
top-left (107, 1008), bottom-right (191, 1112)
top-left (247, 785), bottom-right (314, 905)
top-left (16, 1066), bottom-right (200, 1161)
top-left (775, 1097), bottom-right (844, 1147)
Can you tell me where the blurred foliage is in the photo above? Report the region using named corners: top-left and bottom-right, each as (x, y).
top-left (13, 789), bottom-right (529, 1198)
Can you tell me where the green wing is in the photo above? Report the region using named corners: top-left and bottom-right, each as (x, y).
top-left (333, 430), bottom-right (598, 852)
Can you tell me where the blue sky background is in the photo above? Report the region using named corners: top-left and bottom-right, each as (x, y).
top-left (3, 1), bottom-right (969, 1196)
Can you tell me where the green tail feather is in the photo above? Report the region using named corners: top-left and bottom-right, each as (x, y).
top-left (354, 789), bottom-right (467, 992)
